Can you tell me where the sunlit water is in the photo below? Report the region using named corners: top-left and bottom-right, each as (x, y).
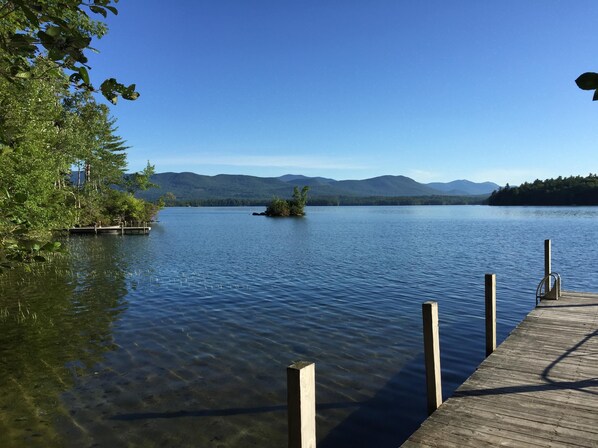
top-left (1, 206), bottom-right (597, 447)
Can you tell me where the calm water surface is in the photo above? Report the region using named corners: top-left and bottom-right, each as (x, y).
top-left (1, 206), bottom-right (597, 447)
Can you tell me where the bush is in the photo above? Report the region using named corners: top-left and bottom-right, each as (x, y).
top-left (264, 186), bottom-right (309, 217)
top-left (265, 198), bottom-right (290, 217)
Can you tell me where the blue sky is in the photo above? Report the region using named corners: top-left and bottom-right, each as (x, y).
top-left (87, 1), bottom-right (598, 185)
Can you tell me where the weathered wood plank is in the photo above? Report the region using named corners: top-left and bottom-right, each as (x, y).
top-left (423, 405), bottom-right (596, 447)
top-left (449, 394), bottom-right (598, 435)
top-left (401, 290), bottom-right (598, 447)
top-left (437, 399), bottom-right (598, 446)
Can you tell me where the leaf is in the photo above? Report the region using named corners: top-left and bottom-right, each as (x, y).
top-left (20, 4), bottom-right (40, 26)
top-left (69, 72), bottom-right (82, 83)
top-left (48, 48), bottom-right (67, 61)
top-left (37, 30), bottom-right (54, 45)
top-left (105, 5), bottom-right (118, 15)
top-left (44, 26), bottom-right (61, 37)
top-left (592, 90), bottom-right (598, 101)
top-left (89, 5), bottom-right (108, 17)
top-left (14, 71), bottom-right (32, 79)
top-left (122, 83), bottom-right (140, 100)
top-left (100, 78), bottom-right (119, 104)
top-left (78, 66), bottom-right (90, 85)
top-left (70, 34), bottom-right (92, 50)
top-left (8, 33), bottom-right (37, 50)
top-left (34, 256), bottom-right (46, 262)
top-left (41, 242), bottom-right (62, 252)
top-left (575, 72), bottom-right (598, 90)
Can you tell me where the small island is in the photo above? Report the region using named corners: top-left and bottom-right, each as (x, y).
top-left (255, 186), bottom-right (309, 217)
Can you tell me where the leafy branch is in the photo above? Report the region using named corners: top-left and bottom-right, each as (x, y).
top-left (0, 0), bottom-right (139, 104)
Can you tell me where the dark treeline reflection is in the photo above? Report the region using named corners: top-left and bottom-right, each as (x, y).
top-left (0, 237), bottom-right (128, 446)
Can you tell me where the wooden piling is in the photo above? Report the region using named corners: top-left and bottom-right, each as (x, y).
top-left (485, 274), bottom-right (496, 357)
top-left (544, 239), bottom-right (551, 277)
top-left (544, 239), bottom-right (551, 294)
top-left (287, 361), bottom-right (316, 448)
top-left (422, 301), bottom-right (442, 415)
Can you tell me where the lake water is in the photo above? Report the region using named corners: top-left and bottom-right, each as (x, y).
top-left (1, 206), bottom-right (597, 447)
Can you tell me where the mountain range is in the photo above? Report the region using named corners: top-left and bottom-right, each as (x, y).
top-left (138, 172), bottom-right (500, 202)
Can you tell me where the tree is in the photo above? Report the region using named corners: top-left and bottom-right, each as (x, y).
top-left (265, 197), bottom-right (290, 217)
top-left (488, 174), bottom-right (598, 206)
top-left (0, 0), bottom-right (138, 104)
top-left (265, 186), bottom-right (309, 217)
top-left (0, 2), bottom-right (159, 271)
top-left (0, 59), bottom-right (153, 271)
top-left (125, 161), bottom-right (158, 194)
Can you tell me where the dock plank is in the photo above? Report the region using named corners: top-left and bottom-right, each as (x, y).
top-left (401, 290), bottom-right (598, 447)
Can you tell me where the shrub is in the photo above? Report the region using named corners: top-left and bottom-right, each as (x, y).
top-left (264, 186), bottom-right (309, 217)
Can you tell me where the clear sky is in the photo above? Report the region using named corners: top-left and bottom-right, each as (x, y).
top-left (87, 0), bottom-right (598, 185)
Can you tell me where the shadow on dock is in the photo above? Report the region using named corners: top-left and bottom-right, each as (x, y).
top-left (454, 328), bottom-right (598, 399)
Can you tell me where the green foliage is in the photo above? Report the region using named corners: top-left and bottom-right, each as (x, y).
top-left (158, 192), bottom-right (177, 207)
top-left (265, 186), bottom-right (309, 217)
top-left (0, 0), bottom-right (138, 103)
top-left (265, 197), bottom-right (291, 217)
top-left (488, 174), bottom-right (598, 205)
top-left (0, 44), bottom-right (156, 272)
top-left (125, 161), bottom-right (158, 194)
top-left (103, 190), bottom-right (158, 223)
top-left (0, 190), bottom-right (64, 271)
top-left (289, 185), bottom-right (309, 215)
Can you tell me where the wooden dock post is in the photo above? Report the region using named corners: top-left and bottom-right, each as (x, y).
top-left (544, 239), bottom-right (551, 293)
top-left (485, 274), bottom-right (496, 357)
top-left (287, 361), bottom-right (316, 448)
top-left (422, 301), bottom-right (442, 415)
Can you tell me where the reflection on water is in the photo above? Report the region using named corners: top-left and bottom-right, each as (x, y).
top-left (0, 206), bottom-right (597, 447)
top-left (0, 238), bottom-right (128, 446)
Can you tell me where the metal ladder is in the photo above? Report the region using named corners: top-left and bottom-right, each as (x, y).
top-left (535, 272), bottom-right (561, 306)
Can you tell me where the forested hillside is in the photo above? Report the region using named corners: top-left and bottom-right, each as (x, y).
top-left (140, 172), bottom-right (498, 203)
top-left (488, 175), bottom-right (598, 205)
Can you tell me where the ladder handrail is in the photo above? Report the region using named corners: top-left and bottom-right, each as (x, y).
top-left (535, 272), bottom-right (561, 306)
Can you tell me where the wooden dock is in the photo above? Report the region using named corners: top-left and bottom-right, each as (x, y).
top-left (401, 290), bottom-right (598, 447)
top-left (68, 225), bottom-right (151, 235)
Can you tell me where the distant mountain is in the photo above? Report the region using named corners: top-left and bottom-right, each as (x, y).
top-left (426, 180), bottom-right (500, 196)
top-left (137, 172), bottom-right (497, 202)
top-left (139, 172), bottom-right (291, 201)
top-left (336, 175), bottom-right (440, 196)
top-left (277, 174), bottom-right (336, 185)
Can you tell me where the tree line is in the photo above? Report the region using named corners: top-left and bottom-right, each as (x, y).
top-left (163, 194), bottom-right (487, 207)
top-left (488, 174), bottom-right (598, 206)
top-left (0, 1), bottom-right (157, 270)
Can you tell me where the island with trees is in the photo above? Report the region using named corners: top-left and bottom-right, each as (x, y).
top-left (488, 174), bottom-right (598, 206)
top-left (258, 186), bottom-right (309, 217)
